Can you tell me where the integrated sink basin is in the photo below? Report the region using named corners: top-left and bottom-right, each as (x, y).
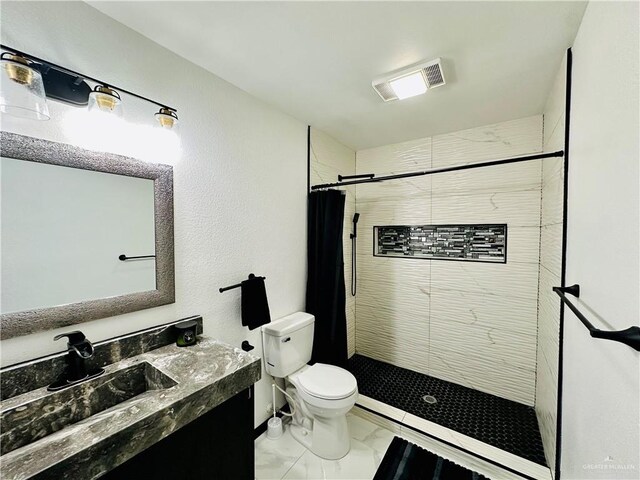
top-left (0, 317), bottom-right (261, 480)
top-left (0, 362), bottom-right (177, 455)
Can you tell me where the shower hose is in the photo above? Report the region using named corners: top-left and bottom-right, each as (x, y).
top-left (351, 235), bottom-right (357, 296)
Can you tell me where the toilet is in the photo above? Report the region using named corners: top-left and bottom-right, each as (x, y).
top-left (261, 312), bottom-right (358, 460)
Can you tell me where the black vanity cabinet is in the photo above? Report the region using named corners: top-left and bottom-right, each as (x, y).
top-left (102, 387), bottom-right (254, 480)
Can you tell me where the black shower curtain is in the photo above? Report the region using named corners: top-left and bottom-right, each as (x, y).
top-left (306, 189), bottom-right (348, 368)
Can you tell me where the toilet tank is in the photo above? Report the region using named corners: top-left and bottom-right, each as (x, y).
top-left (261, 312), bottom-right (314, 378)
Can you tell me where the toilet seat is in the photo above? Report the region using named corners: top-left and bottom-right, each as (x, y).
top-left (296, 363), bottom-right (357, 400)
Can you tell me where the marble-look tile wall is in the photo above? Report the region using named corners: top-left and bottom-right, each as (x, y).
top-left (355, 116), bottom-right (544, 405)
top-left (309, 128), bottom-right (357, 357)
top-left (535, 54), bottom-right (567, 475)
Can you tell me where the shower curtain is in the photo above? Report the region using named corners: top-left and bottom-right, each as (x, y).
top-left (306, 189), bottom-right (348, 368)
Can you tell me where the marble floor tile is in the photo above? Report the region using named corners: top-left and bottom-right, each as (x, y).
top-left (255, 427), bottom-right (307, 480)
top-left (281, 437), bottom-right (385, 480)
top-left (347, 414), bottom-right (396, 456)
top-left (255, 414), bottom-right (394, 480)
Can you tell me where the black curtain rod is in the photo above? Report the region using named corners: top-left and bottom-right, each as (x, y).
top-left (311, 150), bottom-right (564, 191)
top-left (1, 44), bottom-right (177, 111)
top-left (339, 173), bottom-right (375, 181)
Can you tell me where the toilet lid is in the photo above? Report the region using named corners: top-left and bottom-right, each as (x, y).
top-left (297, 363), bottom-right (357, 400)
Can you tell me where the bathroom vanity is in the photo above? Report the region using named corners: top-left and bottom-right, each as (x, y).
top-left (0, 318), bottom-right (261, 479)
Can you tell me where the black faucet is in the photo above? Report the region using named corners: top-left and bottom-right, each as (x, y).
top-left (48, 331), bottom-right (104, 391)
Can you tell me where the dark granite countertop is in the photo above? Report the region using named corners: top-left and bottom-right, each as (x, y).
top-left (0, 336), bottom-right (261, 479)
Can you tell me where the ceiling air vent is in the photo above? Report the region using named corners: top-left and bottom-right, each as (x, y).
top-left (372, 58), bottom-right (446, 102)
top-left (372, 81), bottom-right (398, 102)
top-left (423, 61), bottom-right (445, 88)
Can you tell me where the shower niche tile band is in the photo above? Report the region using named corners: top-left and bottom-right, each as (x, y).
top-left (374, 224), bottom-right (507, 263)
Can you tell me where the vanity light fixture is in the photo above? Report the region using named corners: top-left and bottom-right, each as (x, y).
top-left (0, 52), bottom-right (50, 120)
top-left (372, 58), bottom-right (446, 102)
top-left (155, 107), bottom-right (179, 129)
top-left (88, 85), bottom-right (123, 117)
top-left (0, 44), bottom-right (178, 128)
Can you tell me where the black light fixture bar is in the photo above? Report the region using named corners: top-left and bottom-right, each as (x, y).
top-left (553, 284), bottom-right (640, 351)
top-left (311, 151), bottom-right (564, 190)
top-left (1, 44), bottom-right (177, 112)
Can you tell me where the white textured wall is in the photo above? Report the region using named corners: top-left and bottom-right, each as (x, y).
top-left (0, 2), bottom-right (307, 428)
top-left (536, 52), bottom-right (567, 475)
top-left (561, 2), bottom-right (640, 478)
top-left (309, 128), bottom-right (356, 357)
top-left (356, 116), bottom-right (543, 405)
top-left (1, 157), bottom-right (155, 313)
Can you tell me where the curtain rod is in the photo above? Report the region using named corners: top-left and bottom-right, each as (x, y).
top-left (310, 150), bottom-right (564, 191)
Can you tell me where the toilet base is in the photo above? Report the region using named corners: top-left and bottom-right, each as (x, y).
top-left (290, 415), bottom-right (351, 460)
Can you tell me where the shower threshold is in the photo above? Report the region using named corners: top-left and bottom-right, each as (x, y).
top-left (347, 354), bottom-right (551, 480)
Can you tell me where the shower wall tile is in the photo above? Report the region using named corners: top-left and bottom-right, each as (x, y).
top-left (429, 315), bottom-right (536, 371)
top-left (356, 182), bottom-right (433, 257)
top-left (356, 255), bottom-right (431, 375)
top-left (544, 113), bottom-right (565, 158)
top-left (535, 353), bottom-right (558, 476)
top-left (356, 302), bottom-right (430, 376)
top-left (355, 115), bottom-right (544, 405)
top-left (431, 115), bottom-right (543, 168)
top-left (430, 261), bottom-right (540, 301)
top-left (430, 159), bottom-right (543, 196)
top-left (310, 128), bottom-right (355, 177)
top-left (540, 225), bottom-right (563, 275)
top-left (541, 154), bottom-right (564, 228)
top-left (431, 188), bottom-right (542, 228)
top-left (356, 175), bottom-right (432, 203)
top-left (428, 347), bottom-right (536, 406)
top-left (310, 159), bottom-right (356, 198)
top-left (357, 136), bottom-right (431, 174)
top-left (543, 55), bottom-right (567, 153)
top-left (541, 176), bottom-right (564, 227)
top-left (309, 128), bottom-right (357, 357)
top-left (537, 267), bottom-right (561, 365)
top-left (535, 53), bottom-right (566, 476)
top-left (429, 288), bottom-right (538, 338)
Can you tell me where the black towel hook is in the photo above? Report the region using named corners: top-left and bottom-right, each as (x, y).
top-left (219, 273), bottom-right (266, 293)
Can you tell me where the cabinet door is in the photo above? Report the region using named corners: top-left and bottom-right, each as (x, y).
top-left (102, 387), bottom-right (255, 479)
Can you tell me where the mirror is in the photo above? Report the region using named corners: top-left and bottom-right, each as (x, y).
top-left (0, 132), bottom-right (174, 339)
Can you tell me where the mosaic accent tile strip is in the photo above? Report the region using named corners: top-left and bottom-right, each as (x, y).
top-left (374, 224), bottom-right (507, 263)
top-left (347, 354), bottom-right (547, 466)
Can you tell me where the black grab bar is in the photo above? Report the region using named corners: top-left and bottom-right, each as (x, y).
top-left (553, 284), bottom-right (640, 351)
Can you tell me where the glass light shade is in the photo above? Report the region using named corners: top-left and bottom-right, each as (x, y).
top-left (389, 71), bottom-right (427, 100)
top-left (154, 108), bottom-right (179, 130)
top-left (88, 86), bottom-right (123, 117)
top-left (0, 56), bottom-right (50, 120)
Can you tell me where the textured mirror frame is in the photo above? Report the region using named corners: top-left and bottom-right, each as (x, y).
top-left (0, 131), bottom-right (175, 340)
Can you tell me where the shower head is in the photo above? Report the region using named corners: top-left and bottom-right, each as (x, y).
top-left (351, 213), bottom-right (360, 239)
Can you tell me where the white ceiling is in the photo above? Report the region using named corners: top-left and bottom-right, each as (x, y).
top-left (89, 1), bottom-right (587, 150)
